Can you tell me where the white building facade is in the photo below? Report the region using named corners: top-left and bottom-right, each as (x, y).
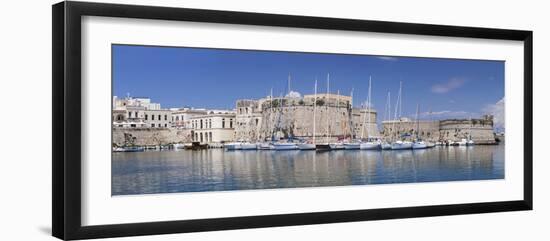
top-left (190, 111), bottom-right (236, 144)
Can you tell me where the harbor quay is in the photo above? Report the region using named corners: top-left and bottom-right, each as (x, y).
top-left (111, 95), bottom-right (499, 147)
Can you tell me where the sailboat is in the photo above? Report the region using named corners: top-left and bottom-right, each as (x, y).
top-left (329, 89), bottom-right (344, 150)
top-left (316, 73), bottom-right (332, 151)
top-left (360, 76), bottom-right (381, 150)
top-left (466, 116), bottom-right (475, 146)
top-left (344, 88), bottom-right (361, 150)
top-left (299, 78), bottom-right (318, 150)
top-left (412, 104), bottom-right (428, 149)
top-left (381, 91), bottom-right (392, 150)
top-left (273, 74), bottom-right (299, 150)
top-left (391, 81), bottom-right (412, 150)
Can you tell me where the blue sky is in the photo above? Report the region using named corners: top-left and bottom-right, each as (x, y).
top-left (113, 44), bottom-right (504, 121)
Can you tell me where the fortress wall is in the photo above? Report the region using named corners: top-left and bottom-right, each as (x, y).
top-left (112, 128), bottom-right (192, 146)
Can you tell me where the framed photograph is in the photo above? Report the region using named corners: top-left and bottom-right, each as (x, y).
top-left (52, 1), bottom-right (533, 240)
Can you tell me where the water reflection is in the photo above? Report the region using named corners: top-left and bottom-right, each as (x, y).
top-left (112, 145), bottom-right (504, 195)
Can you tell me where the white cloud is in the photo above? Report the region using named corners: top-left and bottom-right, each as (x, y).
top-left (285, 91), bottom-right (301, 98)
top-left (431, 78), bottom-right (466, 94)
top-left (483, 97), bottom-right (505, 131)
top-left (376, 56), bottom-right (398, 61)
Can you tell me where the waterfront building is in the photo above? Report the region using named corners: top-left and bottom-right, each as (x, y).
top-left (112, 95), bottom-right (172, 128)
top-left (190, 110), bottom-right (236, 144)
top-left (113, 95), bottom-right (161, 110)
top-left (171, 108), bottom-right (208, 128)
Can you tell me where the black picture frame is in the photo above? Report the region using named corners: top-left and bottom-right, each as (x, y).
top-left (52, 1), bottom-right (533, 240)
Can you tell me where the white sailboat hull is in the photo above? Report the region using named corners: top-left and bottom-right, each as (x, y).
top-left (412, 142), bottom-right (427, 149)
top-left (258, 143), bottom-right (274, 150)
top-left (240, 143), bottom-right (258, 150)
top-left (298, 143), bottom-right (316, 150)
top-left (224, 143), bottom-right (242, 150)
top-left (381, 143), bottom-right (392, 150)
top-left (273, 143), bottom-right (298, 150)
top-left (343, 143), bottom-right (361, 150)
top-left (391, 141), bottom-right (412, 150)
top-left (360, 142), bottom-right (380, 150)
top-left (329, 143), bottom-right (344, 150)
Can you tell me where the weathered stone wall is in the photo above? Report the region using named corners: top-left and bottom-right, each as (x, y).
top-left (382, 120), bottom-right (440, 141)
top-left (381, 116), bottom-right (496, 144)
top-left (112, 128), bottom-right (192, 146)
top-left (439, 118), bottom-right (495, 144)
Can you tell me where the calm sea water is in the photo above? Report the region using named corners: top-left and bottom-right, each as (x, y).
top-left (112, 144), bottom-right (504, 195)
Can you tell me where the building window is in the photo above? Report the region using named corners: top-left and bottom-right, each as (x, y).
top-left (200, 133), bottom-right (203, 142)
top-left (152, 115), bottom-right (155, 120)
top-left (151, 124), bottom-right (155, 127)
top-left (200, 119), bottom-right (203, 129)
top-left (145, 114), bottom-right (148, 120)
top-left (222, 118), bottom-right (225, 128)
top-left (130, 124), bottom-right (136, 128)
top-left (164, 115), bottom-right (167, 120)
top-left (209, 132), bottom-right (212, 142)
top-left (165, 124), bottom-right (167, 128)
top-left (176, 116), bottom-right (179, 121)
top-left (128, 112), bottom-right (132, 118)
top-left (230, 119), bottom-right (233, 128)
top-left (158, 115), bottom-right (161, 120)
top-left (255, 119), bottom-right (259, 126)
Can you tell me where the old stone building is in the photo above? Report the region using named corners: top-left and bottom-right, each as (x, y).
top-left (171, 108), bottom-right (208, 129)
top-left (112, 99), bottom-right (172, 129)
top-left (234, 93), bottom-right (379, 142)
top-left (381, 115), bottom-right (496, 144)
top-left (439, 115), bottom-right (495, 144)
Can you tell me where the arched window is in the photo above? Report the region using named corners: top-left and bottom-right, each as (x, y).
top-left (200, 119), bottom-right (203, 129)
top-left (222, 118), bottom-right (225, 128)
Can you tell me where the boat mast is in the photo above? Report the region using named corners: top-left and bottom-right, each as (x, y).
top-left (415, 103), bottom-right (420, 141)
top-left (367, 76), bottom-right (372, 140)
top-left (269, 88), bottom-right (273, 141)
top-left (392, 81), bottom-right (402, 141)
top-left (326, 73), bottom-right (330, 144)
top-left (349, 87), bottom-right (355, 140)
top-left (337, 89), bottom-right (340, 139)
top-left (313, 78), bottom-right (317, 144)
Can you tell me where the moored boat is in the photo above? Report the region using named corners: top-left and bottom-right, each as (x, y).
top-left (315, 144), bottom-right (332, 151)
top-left (360, 141), bottom-right (381, 150)
top-left (273, 142), bottom-right (298, 150)
top-left (343, 142), bottom-right (361, 150)
top-left (391, 140), bottom-right (412, 150)
top-left (298, 143), bottom-right (316, 150)
top-left (412, 141), bottom-right (428, 149)
top-left (329, 143), bottom-right (345, 150)
top-left (113, 146), bottom-right (145, 152)
top-left (381, 142), bottom-right (392, 150)
top-left (240, 142), bottom-right (258, 150)
top-left (258, 142), bottom-right (274, 150)
top-left (224, 142), bottom-right (242, 150)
